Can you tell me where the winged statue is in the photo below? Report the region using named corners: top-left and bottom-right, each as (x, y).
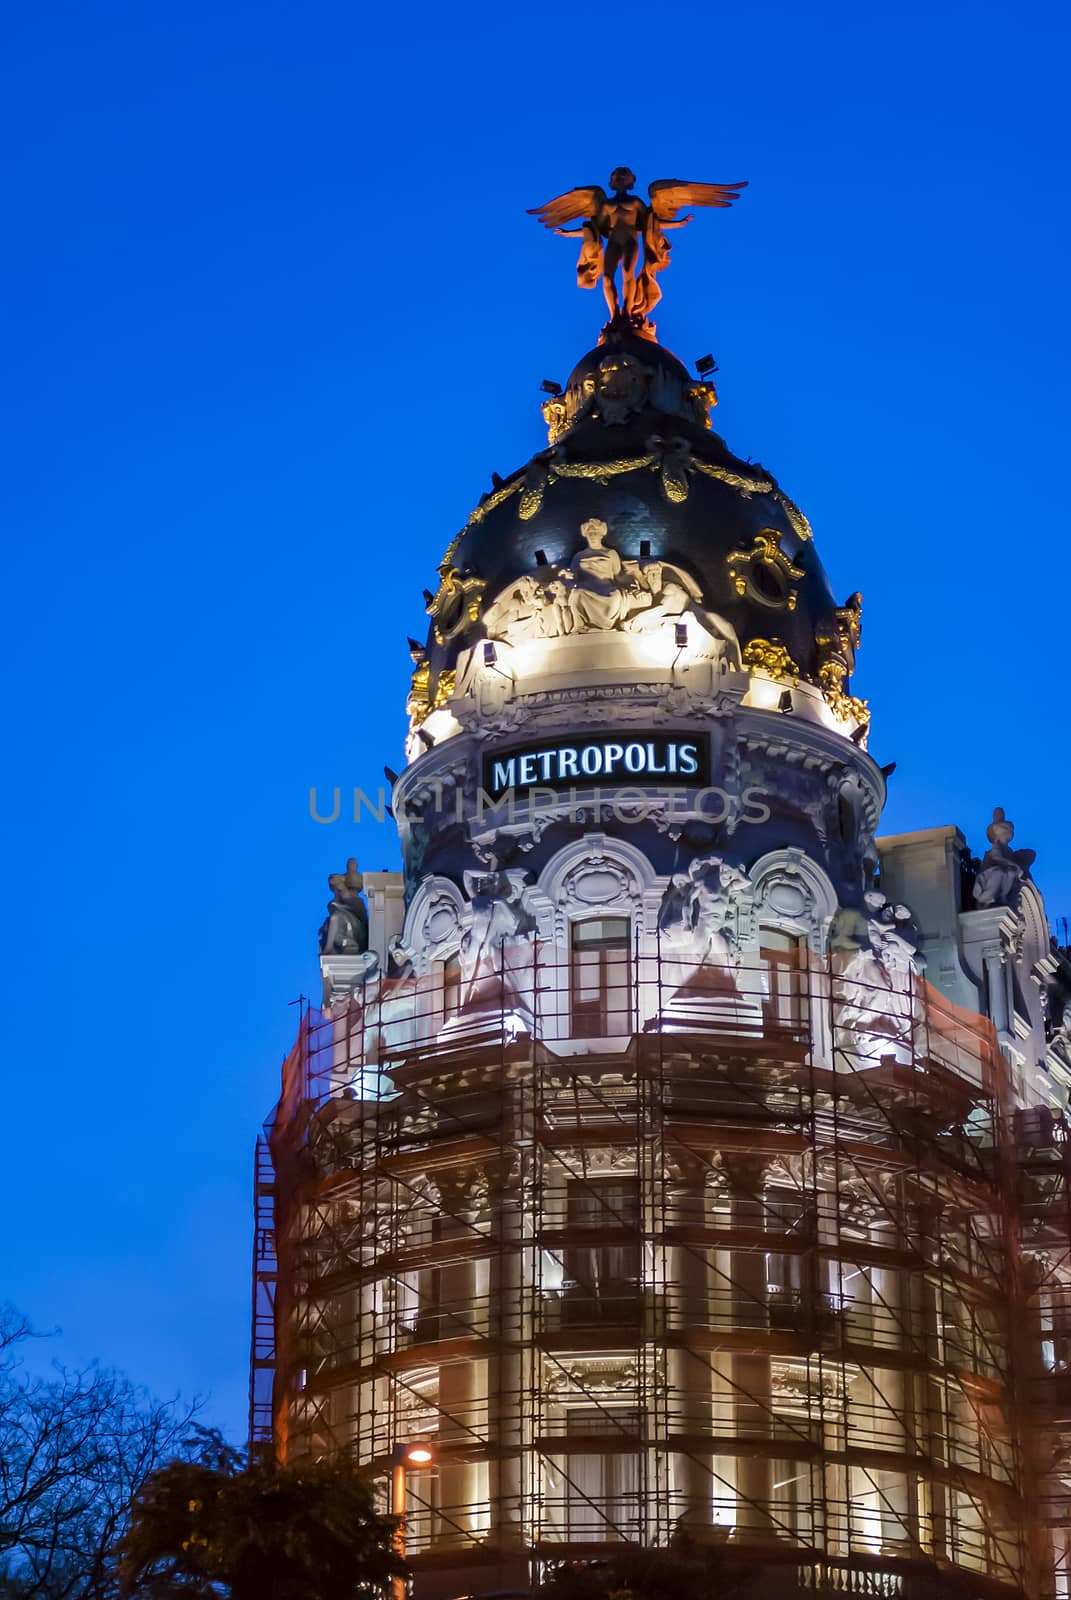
top-left (528, 167), bottom-right (747, 330)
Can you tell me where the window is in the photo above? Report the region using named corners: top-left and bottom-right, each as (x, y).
top-left (442, 953), bottom-right (461, 1018)
top-left (571, 917), bottom-right (631, 1037)
top-left (563, 1179), bottom-right (641, 1324)
top-left (546, 1410), bottom-right (643, 1541)
top-left (760, 926), bottom-right (806, 1031)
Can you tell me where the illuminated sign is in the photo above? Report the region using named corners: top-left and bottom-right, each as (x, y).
top-left (481, 732), bottom-right (711, 799)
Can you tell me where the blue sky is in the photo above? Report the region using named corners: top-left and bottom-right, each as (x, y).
top-left (1, 0), bottom-right (1068, 1441)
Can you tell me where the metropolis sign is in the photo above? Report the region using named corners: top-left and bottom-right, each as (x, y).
top-left (481, 732), bottom-right (712, 800)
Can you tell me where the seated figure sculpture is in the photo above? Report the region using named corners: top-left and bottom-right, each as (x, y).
top-left (480, 519), bottom-right (740, 667)
top-left (318, 858), bottom-right (370, 955)
top-left (562, 517), bottom-right (648, 630)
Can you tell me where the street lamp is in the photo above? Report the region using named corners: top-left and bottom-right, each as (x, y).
top-left (390, 1441), bottom-right (436, 1600)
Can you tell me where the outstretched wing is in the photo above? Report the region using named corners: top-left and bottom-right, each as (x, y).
top-left (527, 186), bottom-right (606, 229)
top-left (648, 179), bottom-right (748, 221)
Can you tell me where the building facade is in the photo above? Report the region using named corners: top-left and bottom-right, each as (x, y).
top-left (251, 249), bottom-right (1071, 1600)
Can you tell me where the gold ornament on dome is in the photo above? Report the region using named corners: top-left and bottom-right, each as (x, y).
top-left (743, 638), bottom-right (801, 684)
top-left (431, 669), bottom-right (456, 711)
top-left (425, 543), bottom-right (486, 645)
top-left (835, 592), bottom-right (863, 654)
top-left (727, 529), bottom-right (805, 610)
top-left (460, 449), bottom-right (812, 536)
top-left (408, 664), bottom-right (431, 722)
top-left (540, 351), bottom-right (720, 446)
top-left (528, 167), bottom-right (747, 337)
top-left (817, 659), bottom-right (870, 741)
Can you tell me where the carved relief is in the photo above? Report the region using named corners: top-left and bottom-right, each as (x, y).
top-left (658, 854), bottom-right (749, 964)
top-left (750, 848), bottom-right (836, 942)
top-left (461, 868), bottom-right (536, 977)
top-left (481, 518), bottom-right (740, 666)
top-left (561, 858), bottom-right (637, 912)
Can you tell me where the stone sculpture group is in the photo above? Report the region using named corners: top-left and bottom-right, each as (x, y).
top-left (481, 518), bottom-right (741, 664)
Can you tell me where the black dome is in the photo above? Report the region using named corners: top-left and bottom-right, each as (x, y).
top-left (419, 326), bottom-right (851, 700)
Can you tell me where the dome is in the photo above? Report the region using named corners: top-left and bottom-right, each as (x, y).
top-left (409, 324), bottom-right (866, 752)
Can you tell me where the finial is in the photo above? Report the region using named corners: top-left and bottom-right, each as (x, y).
top-left (528, 169), bottom-right (747, 338)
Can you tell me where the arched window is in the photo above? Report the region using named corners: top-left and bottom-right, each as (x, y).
top-left (570, 917), bottom-right (632, 1037)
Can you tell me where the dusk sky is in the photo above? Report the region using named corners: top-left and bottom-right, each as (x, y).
top-left (2, 0), bottom-right (1068, 1443)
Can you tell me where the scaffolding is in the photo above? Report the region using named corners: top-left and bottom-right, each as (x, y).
top-left (250, 940), bottom-right (1071, 1600)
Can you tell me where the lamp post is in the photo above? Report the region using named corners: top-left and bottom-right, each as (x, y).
top-left (390, 1441), bottom-right (435, 1600)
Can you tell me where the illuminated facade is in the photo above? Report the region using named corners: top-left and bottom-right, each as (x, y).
top-left (252, 293), bottom-right (1071, 1599)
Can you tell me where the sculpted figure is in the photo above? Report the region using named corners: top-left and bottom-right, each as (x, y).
top-left (658, 873), bottom-right (692, 940)
top-left (462, 867), bottom-right (536, 964)
top-left (832, 891), bottom-right (918, 1058)
top-left (658, 856), bottom-right (745, 966)
top-left (973, 807), bottom-right (1036, 910)
top-left (529, 168), bottom-right (747, 326)
top-left (482, 574), bottom-right (545, 642)
top-left (688, 856), bottom-right (748, 964)
top-left (481, 522), bottom-right (738, 652)
top-left (864, 890), bottom-right (919, 964)
top-left (564, 518), bottom-right (648, 631)
top-left (318, 858), bottom-right (370, 955)
top-left (626, 559), bottom-right (742, 666)
top-left (482, 574), bottom-right (575, 642)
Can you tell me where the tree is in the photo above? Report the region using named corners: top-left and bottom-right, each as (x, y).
top-left (116, 1452), bottom-right (404, 1600)
top-left (0, 1305), bottom-right (205, 1600)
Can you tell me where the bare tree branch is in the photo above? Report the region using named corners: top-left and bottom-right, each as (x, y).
top-left (0, 1304), bottom-right (215, 1600)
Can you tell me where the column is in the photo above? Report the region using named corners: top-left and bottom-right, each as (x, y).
top-left (726, 1155), bottom-right (775, 1540)
top-left (487, 1153), bottom-right (526, 1548)
top-left (435, 1173), bottom-right (484, 1543)
top-left (666, 1163), bottom-right (714, 1529)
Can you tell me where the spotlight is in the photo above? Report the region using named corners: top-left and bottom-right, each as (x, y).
top-left (483, 641), bottom-right (497, 666)
top-left (640, 539), bottom-right (652, 559)
top-left (850, 725), bottom-right (867, 746)
top-left (674, 623), bottom-right (688, 649)
top-left (534, 549), bottom-right (548, 567)
top-left (417, 729), bottom-right (435, 751)
top-left (540, 379), bottom-right (562, 396)
top-left (778, 689), bottom-right (794, 712)
top-left (695, 353), bottom-right (717, 376)
top-left (400, 1443), bottom-right (435, 1466)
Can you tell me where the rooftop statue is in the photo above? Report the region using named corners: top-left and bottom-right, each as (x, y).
top-left (973, 807), bottom-right (1036, 911)
top-left (318, 858), bottom-right (370, 955)
top-left (528, 166), bottom-right (747, 330)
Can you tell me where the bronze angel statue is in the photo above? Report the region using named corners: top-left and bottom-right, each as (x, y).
top-left (528, 167), bottom-right (747, 328)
